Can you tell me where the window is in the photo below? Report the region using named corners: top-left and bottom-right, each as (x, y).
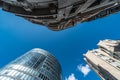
top-left (70, 2), bottom-right (81, 14)
top-left (117, 66), bottom-right (120, 69)
top-left (88, 0), bottom-right (103, 8)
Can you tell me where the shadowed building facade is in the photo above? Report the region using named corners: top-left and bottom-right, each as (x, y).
top-left (0, 48), bottom-right (62, 80)
top-left (84, 39), bottom-right (120, 80)
top-left (0, 0), bottom-right (120, 30)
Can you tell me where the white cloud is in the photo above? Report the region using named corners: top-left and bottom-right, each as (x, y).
top-left (77, 64), bottom-right (91, 76)
top-left (65, 73), bottom-right (78, 80)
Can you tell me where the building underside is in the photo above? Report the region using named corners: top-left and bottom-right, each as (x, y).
top-left (0, 0), bottom-right (120, 31)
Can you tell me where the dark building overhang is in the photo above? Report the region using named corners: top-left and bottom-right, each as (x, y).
top-left (0, 0), bottom-right (120, 31)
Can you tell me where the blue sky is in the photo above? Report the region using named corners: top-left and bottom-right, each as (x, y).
top-left (0, 8), bottom-right (120, 80)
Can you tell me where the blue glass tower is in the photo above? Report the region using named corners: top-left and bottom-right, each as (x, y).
top-left (0, 48), bottom-right (62, 80)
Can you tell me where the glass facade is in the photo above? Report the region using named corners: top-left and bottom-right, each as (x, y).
top-left (0, 48), bottom-right (62, 80)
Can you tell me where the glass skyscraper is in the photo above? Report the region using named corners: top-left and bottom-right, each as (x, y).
top-left (0, 48), bottom-right (62, 80)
